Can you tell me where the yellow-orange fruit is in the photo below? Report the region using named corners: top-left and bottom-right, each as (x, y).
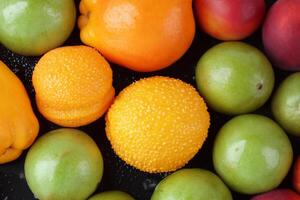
top-left (106, 76), bottom-right (210, 173)
top-left (78, 0), bottom-right (195, 72)
top-left (33, 46), bottom-right (114, 127)
top-left (0, 61), bottom-right (39, 164)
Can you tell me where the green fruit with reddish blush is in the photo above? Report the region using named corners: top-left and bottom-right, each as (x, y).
top-left (272, 73), bottom-right (300, 136)
top-left (195, 42), bottom-right (274, 115)
top-left (213, 114), bottom-right (293, 194)
top-left (151, 168), bottom-right (232, 200)
top-left (25, 129), bottom-right (103, 200)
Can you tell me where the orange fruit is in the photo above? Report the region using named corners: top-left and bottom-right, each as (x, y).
top-left (78, 0), bottom-right (195, 72)
top-left (106, 76), bottom-right (210, 173)
top-left (32, 45), bottom-right (115, 127)
top-left (0, 61), bottom-right (39, 164)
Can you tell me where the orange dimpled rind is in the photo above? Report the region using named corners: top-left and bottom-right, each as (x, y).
top-left (106, 76), bottom-right (210, 173)
top-left (33, 45), bottom-right (115, 127)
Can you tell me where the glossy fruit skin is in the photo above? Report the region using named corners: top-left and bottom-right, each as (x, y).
top-left (262, 0), bottom-right (300, 71)
top-left (195, 42), bottom-right (274, 115)
top-left (195, 0), bottom-right (265, 40)
top-left (25, 129), bottom-right (103, 200)
top-left (0, 0), bottom-right (76, 56)
top-left (78, 0), bottom-right (195, 72)
top-left (293, 156), bottom-right (300, 193)
top-left (106, 76), bottom-right (210, 173)
top-left (89, 191), bottom-right (135, 200)
top-left (272, 73), bottom-right (300, 136)
top-left (151, 168), bottom-right (232, 200)
top-left (251, 189), bottom-right (300, 200)
top-left (213, 114), bottom-right (293, 194)
top-left (32, 45), bottom-right (115, 127)
top-left (0, 61), bottom-right (39, 164)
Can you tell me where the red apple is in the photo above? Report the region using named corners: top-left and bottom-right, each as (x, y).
top-left (294, 156), bottom-right (300, 193)
top-left (251, 189), bottom-right (300, 200)
top-left (263, 0), bottom-right (300, 71)
top-left (194, 0), bottom-right (265, 40)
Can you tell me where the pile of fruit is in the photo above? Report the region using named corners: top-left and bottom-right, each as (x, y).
top-left (0, 0), bottom-right (299, 199)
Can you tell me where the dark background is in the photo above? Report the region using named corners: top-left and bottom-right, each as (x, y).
top-left (1, 0), bottom-right (299, 199)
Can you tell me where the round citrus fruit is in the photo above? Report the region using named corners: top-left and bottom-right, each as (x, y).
top-left (105, 76), bottom-right (210, 173)
top-left (32, 45), bottom-right (115, 127)
top-left (78, 0), bottom-right (195, 72)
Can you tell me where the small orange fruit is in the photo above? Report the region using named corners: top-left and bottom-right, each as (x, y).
top-left (0, 61), bottom-right (39, 164)
top-left (32, 45), bottom-right (115, 127)
top-left (106, 76), bottom-right (210, 173)
top-left (78, 0), bottom-right (195, 72)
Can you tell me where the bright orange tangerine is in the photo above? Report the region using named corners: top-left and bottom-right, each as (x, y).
top-left (32, 45), bottom-right (115, 127)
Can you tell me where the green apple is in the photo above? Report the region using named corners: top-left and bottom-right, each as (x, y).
top-left (0, 0), bottom-right (75, 56)
top-left (272, 72), bottom-right (300, 136)
top-left (195, 42), bottom-right (274, 115)
top-left (151, 168), bottom-right (232, 200)
top-left (213, 114), bottom-right (293, 194)
top-left (89, 191), bottom-right (135, 200)
top-left (25, 129), bottom-right (103, 200)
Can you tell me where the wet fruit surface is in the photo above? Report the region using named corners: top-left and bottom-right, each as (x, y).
top-left (32, 45), bottom-right (114, 127)
top-left (106, 76), bottom-right (210, 173)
